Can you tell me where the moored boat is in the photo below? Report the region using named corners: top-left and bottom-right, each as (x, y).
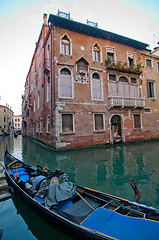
top-left (3, 149), bottom-right (159, 240)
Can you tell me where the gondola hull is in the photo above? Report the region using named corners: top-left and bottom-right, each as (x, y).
top-left (3, 149), bottom-right (159, 240)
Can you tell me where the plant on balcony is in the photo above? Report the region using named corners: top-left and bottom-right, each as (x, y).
top-left (105, 59), bottom-right (143, 74)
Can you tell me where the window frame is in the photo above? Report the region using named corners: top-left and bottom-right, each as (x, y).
top-left (93, 113), bottom-right (105, 132)
top-left (133, 114), bottom-right (142, 130)
top-left (91, 72), bottom-right (103, 101)
top-left (92, 43), bottom-right (102, 62)
top-left (147, 80), bottom-right (155, 99)
top-left (36, 119), bottom-right (39, 133)
top-left (157, 62), bottom-right (159, 74)
top-left (61, 113), bottom-right (75, 135)
top-left (106, 46), bottom-right (116, 64)
top-left (46, 115), bottom-right (50, 134)
top-left (58, 67), bottom-right (74, 99)
top-left (60, 34), bottom-right (72, 56)
top-left (146, 59), bottom-right (152, 68)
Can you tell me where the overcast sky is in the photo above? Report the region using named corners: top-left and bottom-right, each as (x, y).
top-left (0, 0), bottom-right (159, 115)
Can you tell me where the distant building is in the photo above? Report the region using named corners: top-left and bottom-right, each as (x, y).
top-left (14, 115), bottom-right (22, 131)
top-left (0, 104), bottom-right (14, 134)
top-left (22, 12), bottom-right (159, 150)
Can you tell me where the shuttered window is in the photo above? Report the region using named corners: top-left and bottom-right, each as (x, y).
top-left (118, 76), bottom-right (129, 98)
top-left (92, 73), bottom-right (102, 100)
top-left (134, 114), bottom-right (141, 129)
top-left (62, 114), bottom-right (73, 133)
top-left (94, 114), bottom-right (104, 131)
top-left (59, 68), bottom-right (73, 98)
top-left (147, 81), bottom-right (155, 98)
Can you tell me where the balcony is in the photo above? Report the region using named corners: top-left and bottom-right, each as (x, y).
top-left (43, 58), bottom-right (50, 75)
top-left (105, 60), bottom-right (142, 75)
top-left (108, 97), bottom-right (145, 109)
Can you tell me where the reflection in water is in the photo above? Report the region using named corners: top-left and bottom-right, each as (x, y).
top-left (1, 135), bottom-right (159, 239)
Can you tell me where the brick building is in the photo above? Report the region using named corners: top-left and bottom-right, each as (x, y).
top-left (22, 11), bottom-right (159, 150)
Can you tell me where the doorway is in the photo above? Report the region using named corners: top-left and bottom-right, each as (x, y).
top-left (110, 115), bottom-right (122, 144)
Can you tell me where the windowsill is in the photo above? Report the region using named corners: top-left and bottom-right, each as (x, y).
top-left (134, 128), bottom-right (142, 131)
top-left (94, 130), bottom-right (106, 133)
top-left (60, 132), bottom-right (75, 136)
top-left (46, 132), bottom-right (50, 135)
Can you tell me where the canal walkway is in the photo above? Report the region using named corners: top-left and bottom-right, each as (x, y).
top-left (0, 153), bottom-right (11, 202)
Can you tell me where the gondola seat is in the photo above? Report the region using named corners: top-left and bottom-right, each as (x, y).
top-left (11, 167), bottom-right (29, 183)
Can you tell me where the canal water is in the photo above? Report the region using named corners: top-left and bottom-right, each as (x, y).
top-left (1, 135), bottom-right (159, 239)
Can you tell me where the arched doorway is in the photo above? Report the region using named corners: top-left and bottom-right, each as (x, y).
top-left (110, 115), bottom-right (122, 144)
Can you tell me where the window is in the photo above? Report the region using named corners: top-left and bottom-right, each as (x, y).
top-left (134, 114), bottom-right (141, 129)
top-left (30, 83), bottom-right (33, 93)
top-left (59, 68), bottom-right (73, 98)
top-left (39, 64), bottom-right (41, 79)
top-left (47, 76), bottom-right (51, 102)
top-left (109, 74), bottom-right (116, 81)
top-left (92, 73), bottom-right (102, 100)
top-left (93, 43), bottom-right (101, 62)
top-left (62, 114), bottom-right (74, 133)
top-left (46, 116), bottom-right (50, 133)
top-left (128, 52), bottom-right (135, 68)
top-left (106, 47), bottom-right (115, 64)
top-left (147, 81), bottom-right (155, 98)
top-left (157, 62), bottom-right (159, 74)
top-left (118, 76), bottom-right (129, 97)
top-left (33, 97), bottom-right (36, 113)
top-left (4, 117), bottom-right (6, 122)
top-left (40, 118), bottom-right (42, 133)
top-left (130, 78), bottom-right (138, 98)
top-left (61, 35), bottom-right (71, 55)
top-left (4, 109), bottom-right (6, 112)
top-left (94, 114), bottom-right (104, 131)
top-left (37, 92), bottom-right (40, 109)
top-left (41, 38), bottom-right (43, 49)
top-left (146, 59), bottom-right (152, 68)
top-left (36, 120), bottom-right (39, 132)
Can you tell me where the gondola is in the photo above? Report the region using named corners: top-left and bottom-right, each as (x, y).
top-left (3, 149), bottom-right (159, 240)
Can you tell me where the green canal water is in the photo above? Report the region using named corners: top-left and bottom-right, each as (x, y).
top-left (0, 135), bottom-right (159, 239)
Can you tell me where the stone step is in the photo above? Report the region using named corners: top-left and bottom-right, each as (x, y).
top-left (0, 180), bottom-right (8, 191)
top-left (0, 191), bottom-right (12, 202)
top-left (0, 172), bottom-right (5, 181)
top-left (0, 165), bottom-right (3, 173)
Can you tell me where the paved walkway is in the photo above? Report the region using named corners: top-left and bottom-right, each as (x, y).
top-left (0, 155), bottom-right (11, 202)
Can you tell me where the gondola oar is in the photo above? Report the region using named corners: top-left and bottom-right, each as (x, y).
top-left (75, 190), bottom-right (95, 211)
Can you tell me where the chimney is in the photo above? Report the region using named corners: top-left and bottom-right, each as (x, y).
top-left (43, 13), bottom-right (47, 26)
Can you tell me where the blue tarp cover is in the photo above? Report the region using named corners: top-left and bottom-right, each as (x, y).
top-left (80, 207), bottom-right (159, 240)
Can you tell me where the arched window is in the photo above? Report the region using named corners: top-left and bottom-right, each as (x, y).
top-left (61, 35), bottom-right (71, 55)
top-left (93, 43), bottom-right (101, 62)
top-left (92, 72), bottom-right (102, 100)
top-left (59, 68), bottom-right (73, 98)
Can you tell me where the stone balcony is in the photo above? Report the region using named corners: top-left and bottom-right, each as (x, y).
top-left (108, 97), bottom-right (145, 109)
